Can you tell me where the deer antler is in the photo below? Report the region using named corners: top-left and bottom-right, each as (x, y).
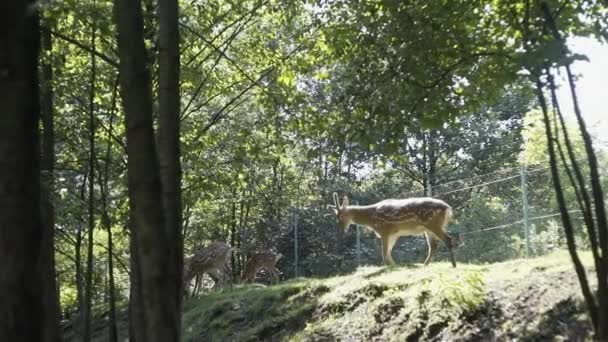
top-left (333, 192), bottom-right (339, 209)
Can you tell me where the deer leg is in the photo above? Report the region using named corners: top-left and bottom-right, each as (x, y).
top-left (182, 277), bottom-right (192, 298)
top-left (387, 234), bottom-right (398, 265)
top-left (380, 237), bottom-right (387, 264)
top-left (208, 271), bottom-right (219, 289)
top-left (220, 269), bottom-right (226, 287)
top-left (434, 230), bottom-right (456, 268)
top-left (424, 233), bottom-right (438, 266)
top-left (223, 263), bottom-right (232, 288)
top-left (192, 275), bottom-right (201, 296)
top-left (264, 267), bottom-right (277, 284)
top-left (382, 235), bottom-right (397, 265)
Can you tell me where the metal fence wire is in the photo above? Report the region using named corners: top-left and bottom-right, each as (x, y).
top-left (286, 163), bottom-right (597, 278)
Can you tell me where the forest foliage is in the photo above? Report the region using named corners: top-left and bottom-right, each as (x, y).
top-left (1, 0), bottom-right (607, 341)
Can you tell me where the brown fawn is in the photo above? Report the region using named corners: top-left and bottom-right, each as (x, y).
top-left (241, 251), bottom-right (283, 284)
top-left (183, 241), bottom-right (236, 294)
top-left (327, 192), bottom-right (457, 267)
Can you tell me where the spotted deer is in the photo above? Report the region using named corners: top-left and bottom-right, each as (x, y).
top-left (241, 251), bottom-right (283, 284)
top-left (327, 192), bottom-right (457, 267)
top-left (183, 242), bottom-right (236, 294)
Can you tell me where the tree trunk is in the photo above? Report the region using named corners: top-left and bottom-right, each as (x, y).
top-left (114, 0), bottom-right (180, 340)
top-left (128, 220), bottom-right (146, 342)
top-left (236, 193), bottom-right (246, 276)
top-left (74, 175), bottom-right (87, 338)
top-left (83, 19), bottom-right (97, 342)
top-left (158, 0), bottom-right (183, 333)
top-left (539, 3), bottom-right (608, 338)
top-left (0, 2), bottom-right (58, 340)
top-left (534, 76), bottom-right (598, 330)
top-left (75, 224), bottom-right (84, 336)
top-left (40, 21), bottom-right (61, 342)
top-left (231, 200), bottom-right (237, 280)
top-left (98, 77), bottom-right (120, 342)
top-left (104, 213), bottom-right (118, 342)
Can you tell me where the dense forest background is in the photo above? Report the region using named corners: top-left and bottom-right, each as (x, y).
top-left (1, 0), bottom-right (607, 341)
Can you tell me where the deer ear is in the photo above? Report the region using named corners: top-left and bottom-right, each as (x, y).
top-left (342, 195), bottom-right (349, 208)
top-left (333, 192), bottom-right (339, 208)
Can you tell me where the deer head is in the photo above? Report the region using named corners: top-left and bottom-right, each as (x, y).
top-left (241, 250), bottom-right (283, 284)
top-left (327, 192), bottom-right (353, 232)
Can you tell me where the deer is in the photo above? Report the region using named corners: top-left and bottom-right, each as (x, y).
top-left (327, 192), bottom-right (457, 267)
top-left (241, 251), bottom-right (283, 284)
top-left (182, 241), bottom-right (236, 295)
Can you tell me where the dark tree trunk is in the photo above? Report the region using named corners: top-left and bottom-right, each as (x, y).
top-left (114, 0), bottom-right (180, 339)
top-left (74, 176), bottom-right (87, 338)
top-left (158, 0), bottom-right (183, 332)
top-left (236, 193), bottom-right (246, 276)
top-left (0, 2), bottom-right (58, 340)
top-left (104, 213), bottom-right (118, 342)
top-left (539, 3), bottom-right (608, 338)
top-left (83, 19), bottom-right (97, 342)
top-left (75, 223), bottom-right (84, 336)
top-left (74, 174), bottom-right (88, 337)
top-left (98, 78), bottom-right (120, 342)
top-left (231, 200), bottom-right (237, 279)
top-left (534, 76), bottom-right (598, 331)
top-left (128, 220), bottom-right (146, 342)
top-left (40, 21), bottom-right (61, 342)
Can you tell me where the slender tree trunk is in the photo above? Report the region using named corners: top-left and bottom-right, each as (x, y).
top-left (75, 175), bottom-right (87, 338)
top-left (114, 0), bottom-right (180, 339)
top-left (158, 0), bottom-right (183, 333)
top-left (231, 200), bottom-right (237, 280)
top-left (40, 21), bottom-right (61, 342)
top-left (98, 77), bottom-right (119, 342)
top-left (427, 132), bottom-right (436, 196)
top-left (236, 194), bottom-right (246, 276)
top-left (534, 76), bottom-right (598, 330)
top-left (75, 229), bottom-right (83, 334)
top-left (83, 18), bottom-right (97, 342)
top-left (540, 3), bottom-right (608, 338)
top-left (0, 2), bottom-right (56, 340)
top-left (128, 220), bottom-right (146, 342)
top-left (104, 213), bottom-right (118, 342)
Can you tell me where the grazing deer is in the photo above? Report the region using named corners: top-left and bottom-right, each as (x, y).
top-left (327, 192), bottom-right (457, 267)
top-left (183, 242), bottom-right (236, 294)
top-left (241, 251), bottom-right (283, 284)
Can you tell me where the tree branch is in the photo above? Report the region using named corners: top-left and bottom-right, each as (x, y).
top-left (45, 28), bottom-right (119, 68)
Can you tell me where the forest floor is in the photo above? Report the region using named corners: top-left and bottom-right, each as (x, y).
top-left (66, 250), bottom-right (597, 341)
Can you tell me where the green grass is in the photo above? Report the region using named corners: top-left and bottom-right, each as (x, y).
top-left (67, 250), bottom-right (594, 341)
top-left (181, 251), bottom-right (596, 341)
top-left (182, 281), bottom-right (329, 341)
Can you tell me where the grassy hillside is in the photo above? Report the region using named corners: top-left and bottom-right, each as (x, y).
top-left (182, 251), bottom-right (595, 341)
top-left (64, 251), bottom-right (595, 341)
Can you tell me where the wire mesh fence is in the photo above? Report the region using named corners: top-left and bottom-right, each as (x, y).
top-left (284, 162), bottom-right (599, 278)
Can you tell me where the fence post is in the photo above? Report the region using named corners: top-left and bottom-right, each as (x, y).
top-left (520, 164), bottom-right (531, 257)
top-left (355, 201), bottom-right (361, 267)
top-left (293, 207), bottom-right (299, 277)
